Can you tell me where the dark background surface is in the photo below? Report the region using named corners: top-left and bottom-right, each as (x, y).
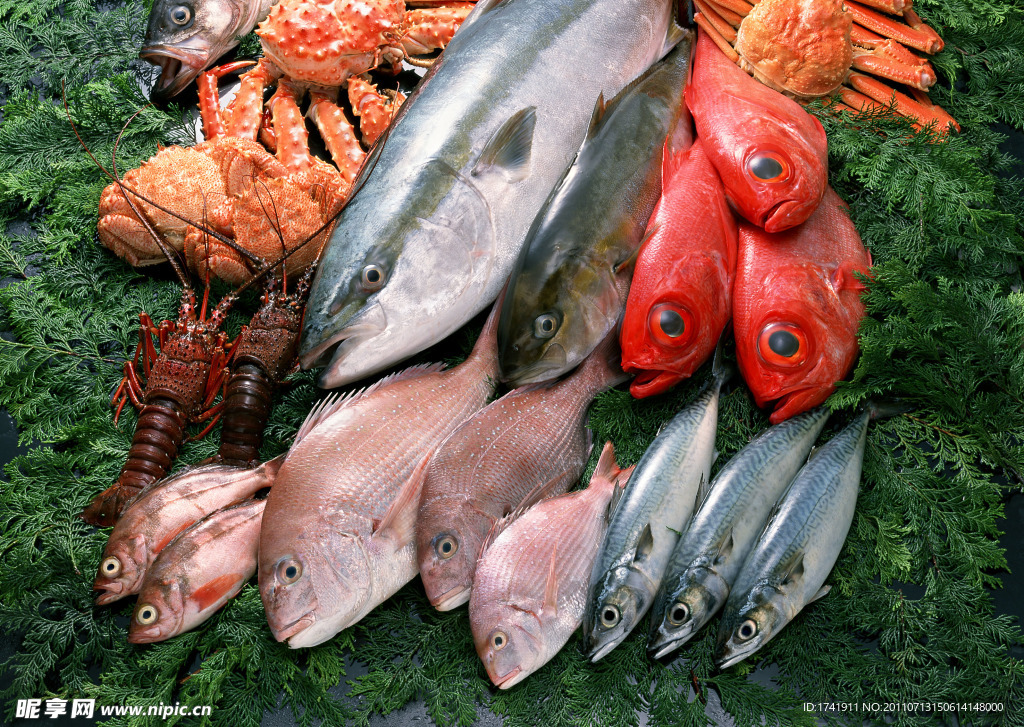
top-left (1, 100), bottom-right (1022, 727)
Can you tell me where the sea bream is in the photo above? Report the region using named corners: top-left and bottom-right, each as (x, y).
top-left (470, 442), bottom-right (633, 689)
top-left (259, 307), bottom-right (500, 648)
top-left (129, 498), bottom-right (265, 643)
top-left (583, 354), bottom-right (727, 661)
top-left (93, 458), bottom-right (280, 605)
top-left (496, 37), bottom-right (693, 386)
top-left (417, 332), bottom-right (627, 612)
top-left (142, 0), bottom-right (276, 100)
top-left (299, 0), bottom-right (682, 388)
top-left (716, 411), bottom-right (869, 668)
top-left (648, 408), bottom-right (829, 659)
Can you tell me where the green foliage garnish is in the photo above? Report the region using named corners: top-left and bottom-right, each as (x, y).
top-left (1, 0), bottom-right (1022, 724)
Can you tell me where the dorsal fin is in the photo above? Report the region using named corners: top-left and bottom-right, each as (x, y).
top-left (472, 107), bottom-right (536, 184)
top-left (585, 92), bottom-right (607, 141)
top-left (372, 452), bottom-right (433, 548)
top-left (514, 468), bottom-right (573, 514)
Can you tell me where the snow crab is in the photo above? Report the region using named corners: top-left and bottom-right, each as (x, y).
top-left (694, 0), bottom-right (958, 131)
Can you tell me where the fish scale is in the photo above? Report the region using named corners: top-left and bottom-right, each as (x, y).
top-left (417, 335), bottom-right (625, 611)
top-left (259, 309), bottom-right (500, 648)
top-left (715, 411), bottom-right (868, 668)
top-left (648, 407), bottom-right (829, 658)
top-left (583, 363), bottom-right (726, 661)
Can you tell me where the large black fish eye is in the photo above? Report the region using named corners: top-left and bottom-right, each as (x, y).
top-left (600, 604), bottom-right (621, 628)
top-left (737, 618), bottom-right (758, 642)
top-left (668, 602), bottom-right (689, 626)
top-left (361, 264), bottom-right (386, 292)
top-left (533, 313), bottom-right (558, 339)
top-left (170, 5), bottom-right (191, 25)
top-left (767, 329), bottom-right (800, 358)
top-left (277, 558), bottom-right (303, 585)
top-left (658, 309), bottom-right (684, 338)
top-left (746, 153), bottom-right (788, 183)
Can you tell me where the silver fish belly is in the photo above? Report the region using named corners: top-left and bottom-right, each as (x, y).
top-left (648, 407), bottom-right (829, 658)
top-left (583, 371), bottom-right (725, 661)
top-left (299, 0), bottom-right (679, 388)
top-left (715, 412), bottom-right (869, 669)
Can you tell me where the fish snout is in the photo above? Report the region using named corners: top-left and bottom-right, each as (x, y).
top-left (268, 612), bottom-right (316, 644)
top-left (431, 584), bottom-right (471, 612)
top-left (762, 197), bottom-right (819, 234)
top-left (93, 580), bottom-right (126, 606)
top-left (141, 48), bottom-right (206, 101)
top-left (502, 343), bottom-right (566, 386)
top-left (628, 368), bottom-right (685, 398)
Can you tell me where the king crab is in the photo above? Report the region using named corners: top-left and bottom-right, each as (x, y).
top-left (695, 0), bottom-right (959, 131)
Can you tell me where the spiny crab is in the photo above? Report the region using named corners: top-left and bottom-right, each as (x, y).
top-left (99, 0), bottom-right (475, 284)
top-left (695, 0), bottom-right (958, 131)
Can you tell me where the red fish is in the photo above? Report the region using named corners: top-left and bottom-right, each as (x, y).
top-left (685, 27), bottom-right (828, 233)
top-left (733, 186), bottom-right (871, 423)
top-left (620, 138), bottom-right (738, 398)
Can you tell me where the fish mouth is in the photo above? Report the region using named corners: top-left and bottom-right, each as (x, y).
top-left (491, 666), bottom-right (524, 690)
top-left (714, 647), bottom-right (748, 671)
top-left (140, 46), bottom-right (207, 100)
top-left (127, 627), bottom-right (164, 644)
top-left (588, 633), bottom-right (627, 663)
top-left (300, 304), bottom-right (387, 385)
top-left (503, 343), bottom-right (566, 386)
top-left (270, 612), bottom-right (316, 644)
top-left (431, 585), bottom-right (470, 612)
top-left (94, 582), bottom-right (127, 606)
top-left (647, 626), bottom-right (694, 660)
top-left (626, 368), bottom-right (685, 398)
top-left (762, 199), bottom-right (812, 234)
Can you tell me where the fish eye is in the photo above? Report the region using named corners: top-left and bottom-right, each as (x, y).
top-left (746, 152), bottom-right (790, 183)
top-left (648, 303), bottom-right (694, 347)
top-left (756, 323), bottom-right (809, 368)
top-left (277, 558), bottom-right (303, 585)
top-left (135, 604), bottom-right (159, 625)
top-left (736, 618), bottom-right (758, 642)
top-left (435, 535), bottom-right (458, 560)
top-left (491, 630), bottom-right (508, 650)
top-left (100, 557), bottom-right (121, 577)
top-left (668, 602), bottom-right (689, 626)
top-left (169, 5), bottom-right (191, 24)
top-left (600, 604), bottom-right (621, 628)
top-left (360, 264), bottom-right (386, 292)
top-left (533, 313), bottom-right (559, 339)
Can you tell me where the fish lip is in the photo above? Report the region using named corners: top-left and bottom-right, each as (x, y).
top-left (431, 585), bottom-right (470, 612)
top-left (299, 304), bottom-right (387, 378)
top-left (140, 46), bottom-right (206, 100)
top-left (762, 199), bottom-right (809, 233)
top-left (714, 649), bottom-right (747, 670)
top-left (627, 367), bottom-right (685, 398)
top-left (647, 627), bottom-right (693, 659)
top-left (503, 344), bottom-right (566, 386)
top-left (272, 613), bottom-right (316, 643)
top-left (94, 582), bottom-right (126, 606)
top-left (588, 633), bottom-right (626, 663)
top-left (127, 627), bottom-right (163, 644)
top-left (492, 666), bottom-right (524, 689)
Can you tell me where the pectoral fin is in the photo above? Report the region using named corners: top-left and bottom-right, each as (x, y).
top-left (473, 108), bottom-right (536, 183)
top-left (809, 585), bottom-right (831, 604)
top-left (779, 552), bottom-right (805, 588)
top-left (373, 453), bottom-right (432, 549)
top-left (191, 573), bottom-right (247, 611)
top-left (542, 543), bottom-right (559, 618)
top-left (713, 530), bottom-right (734, 565)
top-left (633, 523), bottom-right (655, 564)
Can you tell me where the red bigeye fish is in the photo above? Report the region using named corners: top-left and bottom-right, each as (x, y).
top-left (620, 137), bottom-right (738, 398)
top-left (685, 27), bottom-right (828, 233)
top-left (733, 186), bottom-right (871, 423)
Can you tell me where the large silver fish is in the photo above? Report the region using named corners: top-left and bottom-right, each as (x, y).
top-left (470, 442), bottom-right (632, 689)
top-left (142, 0), bottom-right (275, 100)
top-left (299, 0), bottom-right (681, 388)
top-left (93, 458), bottom-right (280, 605)
top-left (417, 332), bottom-right (626, 612)
top-left (129, 498), bottom-right (265, 643)
top-left (497, 38), bottom-right (693, 386)
top-left (715, 411), bottom-right (868, 669)
top-left (583, 361), bottom-right (727, 661)
top-left (648, 408), bottom-right (829, 659)
top-left (259, 308), bottom-right (500, 648)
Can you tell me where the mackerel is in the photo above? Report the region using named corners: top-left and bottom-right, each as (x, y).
top-left (715, 411), bottom-right (868, 669)
top-left (648, 408), bottom-right (829, 658)
top-left (299, 0), bottom-right (681, 388)
top-left (582, 360), bottom-right (727, 661)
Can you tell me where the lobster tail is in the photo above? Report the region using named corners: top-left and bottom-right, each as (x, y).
top-left (217, 363), bottom-right (275, 466)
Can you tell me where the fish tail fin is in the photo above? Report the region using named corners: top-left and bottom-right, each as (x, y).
top-left (464, 286), bottom-right (506, 371)
top-left (575, 329), bottom-right (630, 394)
top-left (710, 327), bottom-right (735, 388)
top-left (864, 398), bottom-right (914, 421)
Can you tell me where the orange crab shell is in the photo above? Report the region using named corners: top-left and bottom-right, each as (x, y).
top-left (736, 0), bottom-right (854, 99)
top-left (257, 0), bottom-right (407, 86)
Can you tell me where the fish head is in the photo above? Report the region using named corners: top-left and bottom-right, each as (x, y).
top-left (735, 259), bottom-right (864, 424)
top-left (128, 578), bottom-right (185, 644)
top-left (142, 0), bottom-right (241, 100)
top-left (583, 565), bottom-right (650, 662)
top-left (622, 250), bottom-right (733, 398)
top-left (94, 532), bottom-right (148, 605)
top-left (499, 238), bottom-right (623, 386)
top-left (688, 29), bottom-right (828, 233)
top-left (416, 496), bottom-right (488, 611)
top-left (471, 601), bottom-right (544, 689)
top-left (714, 582), bottom-right (789, 670)
top-left (648, 565), bottom-right (729, 659)
top-left (259, 526), bottom-right (372, 648)
top-left (300, 160), bottom-right (496, 388)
